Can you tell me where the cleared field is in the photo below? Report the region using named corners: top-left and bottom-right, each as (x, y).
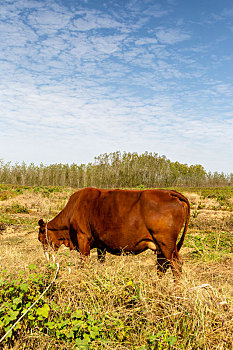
top-left (0, 185), bottom-right (232, 349)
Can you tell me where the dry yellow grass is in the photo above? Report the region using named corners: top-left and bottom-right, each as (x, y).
top-left (0, 187), bottom-right (232, 349)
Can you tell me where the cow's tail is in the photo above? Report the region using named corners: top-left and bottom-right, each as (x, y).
top-left (175, 193), bottom-right (190, 252)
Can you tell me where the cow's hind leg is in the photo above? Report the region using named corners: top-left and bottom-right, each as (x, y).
top-left (170, 247), bottom-right (183, 282)
top-left (157, 251), bottom-right (170, 277)
top-left (158, 245), bottom-right (182, 283)
top-left (153, 235), bottom-right (182, 283)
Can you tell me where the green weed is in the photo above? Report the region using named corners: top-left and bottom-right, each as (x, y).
top-left (184, 230), bottom-right (233, 259)
top-left (5, 204), bottom-right (29, 214)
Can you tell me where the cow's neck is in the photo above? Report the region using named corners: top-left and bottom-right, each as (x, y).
top-left (47, 209), bottom-right (69, 233)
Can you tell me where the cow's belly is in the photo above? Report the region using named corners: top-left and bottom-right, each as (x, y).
top-left (92, 224), bottom-right (153, 254)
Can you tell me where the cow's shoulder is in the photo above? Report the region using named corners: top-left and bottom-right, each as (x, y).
top-left (77, 187), bottom-right (103, 203)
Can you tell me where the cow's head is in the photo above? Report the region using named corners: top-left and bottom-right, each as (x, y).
top-left (38, 219), bottom-right (57, 251)
top-left (38, 219), bottom-right (75, 251)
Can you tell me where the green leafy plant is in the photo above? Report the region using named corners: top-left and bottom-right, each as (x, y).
top-left (139, 331), bottom-right (177, 349)
top-left (0, 265), bottom-right (55, 344)
top-left (197, 202), bottom-right (205, 210)
top-left (0, 265), bottom-right (106, 349)
top-left (5, 204), bottom-right (29, 214)
top-left (192, 209), bottom-right (199, 218)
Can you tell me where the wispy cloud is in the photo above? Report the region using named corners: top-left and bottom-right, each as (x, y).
top-left (156, 28), bottom-right (190, 44)
top-left (143, 4), bottom-right (171, 18)
top-left (0, 0), bottom-right (233, 173)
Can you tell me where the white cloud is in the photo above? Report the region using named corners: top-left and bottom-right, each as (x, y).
top-left (0, 0), bottom-right (233, 173)
top-left (143, 4), bottom-right (170, 18)
top-left (135, 37), bottom-right (158, 45)
top-left (72, 11), bottom-right (122, 31)
top-left (156, 28), bottom-right (190, 44)
top-left (90, 35), bottom-right (126, 55)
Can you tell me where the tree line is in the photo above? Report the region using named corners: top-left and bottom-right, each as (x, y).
top-left (0, 152), bottom-right (232, 188)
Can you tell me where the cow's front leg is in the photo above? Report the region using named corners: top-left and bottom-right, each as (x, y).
top-left (97, 248), bottom-right (106, 263)
top-left (77, 232), bottom-right (90, 264)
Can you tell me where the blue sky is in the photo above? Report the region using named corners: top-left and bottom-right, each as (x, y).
top-left (0, 0), bottom-right (233, 173)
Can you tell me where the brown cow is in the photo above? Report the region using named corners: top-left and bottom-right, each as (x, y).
top-left (38, 187), bottom-right (190, 281)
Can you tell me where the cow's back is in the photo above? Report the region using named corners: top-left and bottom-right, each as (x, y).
top-left (91, 189), bottom-right (142, 228)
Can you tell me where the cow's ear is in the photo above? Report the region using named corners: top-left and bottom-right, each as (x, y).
top-left (38, 219), bottom-right (45, 227)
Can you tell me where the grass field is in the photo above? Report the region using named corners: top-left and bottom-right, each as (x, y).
top-left (0, 185), bottom-right (232, 349)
